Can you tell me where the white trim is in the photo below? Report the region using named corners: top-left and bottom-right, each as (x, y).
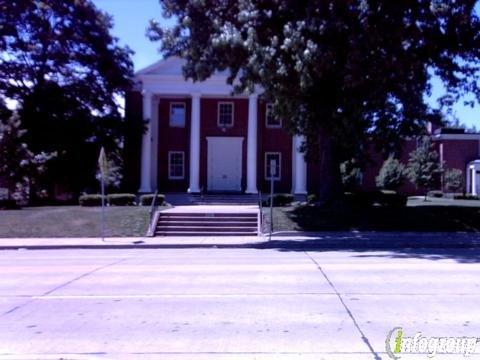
top-left (217, 101), bottom-right (234, 128)
top-left (168, 151), bottom-right (185, 180)
top-left (169, 102), bottom-right (186, 128)
top-left (265, 103), bottom-right (282, 128)
top-left (433, 134), bottom-right (480, 140)
top-left (265, 152), bottom-right (282, 180)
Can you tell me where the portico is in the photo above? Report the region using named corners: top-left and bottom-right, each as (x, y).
top-left (135, 57), bottom-right (307, 195)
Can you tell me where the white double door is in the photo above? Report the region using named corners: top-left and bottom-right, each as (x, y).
top-left (207, 137), bottom-right (243, 192)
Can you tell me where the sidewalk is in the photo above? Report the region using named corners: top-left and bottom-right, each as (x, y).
top-left (0, 231), bottom-right (479, 250)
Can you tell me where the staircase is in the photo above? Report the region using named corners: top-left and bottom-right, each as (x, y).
top-left (154, 210), bottom-right (259, 236)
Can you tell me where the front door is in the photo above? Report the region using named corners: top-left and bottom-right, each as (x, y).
top-left (207, 137), bottom-right (243, 192)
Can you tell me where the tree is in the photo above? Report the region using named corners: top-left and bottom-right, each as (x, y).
top-left (0, 112), bottom-right (55, 202)
top-left (376, 156), bottom-right (405, 191)
top-left (0, 0), bottom-right (133, 197)
top-left (444, 168), bottom-right (463, 194)
top-left (406, 137), bottom-right (443, 200)
top-left (149, 0), bottom-right (480, 202)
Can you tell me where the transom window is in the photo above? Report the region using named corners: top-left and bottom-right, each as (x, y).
top-left (217, 102), bottom-right (234, 127)
top-left (265, 103), bottom-right (281, 128)
top-left (168, 151), bottom-right (185, 179)
top-left (169, 102), bottom-right (186, 127)
top-left (265, 152), bottom-right (281, 180)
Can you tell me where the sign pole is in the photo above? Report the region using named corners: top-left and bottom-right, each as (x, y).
top-left (98, 147), bottom-right (108, 243)
top-left (269, 160), bottom-right (275, 241)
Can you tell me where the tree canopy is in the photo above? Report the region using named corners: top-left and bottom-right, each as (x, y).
top-left (150, 0), bottom-right (480, 200)
top-left (0, 0), bottom-right (134, 197)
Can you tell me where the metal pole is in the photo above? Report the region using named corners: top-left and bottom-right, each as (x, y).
top-left (269, 159), bottom-right (275, 241)
top-left (101, 176), bottom-right (105, 242)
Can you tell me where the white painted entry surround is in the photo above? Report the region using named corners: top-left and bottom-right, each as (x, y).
top-left (207, 137), bottom-right (243, 191)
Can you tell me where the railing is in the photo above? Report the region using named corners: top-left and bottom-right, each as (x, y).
top-left (146, 190), bottom-right (159, 237)
top-left (258, 191), bottom-right (263, 236)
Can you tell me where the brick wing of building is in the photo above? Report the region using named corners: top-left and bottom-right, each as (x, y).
top-left (124, 57), bottom-right (480, 196)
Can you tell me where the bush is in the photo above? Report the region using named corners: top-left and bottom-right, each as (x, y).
top-left (262, 193), bottom-right (294, 207)
top-left (427, 190), bottom-right (444, 198)
top-left (444, 168), bottom-right (463, 193)
top-left (376, 156), bottom-right (405, 190)
top-left (344, 191), bottom-right (375, 208)
top-left (375, 190), bottom-right (408, 207)
top-left (453, 194), bottom-right (479, 200)
top-left (79, 194), bottom-right (105, 206)
top-left (0, 199), bottom-right (19, 209)
top-left (107, 193), bottom-right (136, 206)
top-left (139, 194), bottom-right (166, 206)
top-left (307, 194), bottom-right (317, 204)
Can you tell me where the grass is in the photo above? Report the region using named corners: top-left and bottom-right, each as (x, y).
top-left (0, 206), bottom-right (167, 238)
top-left (263, 197), bottom-right (480, 232)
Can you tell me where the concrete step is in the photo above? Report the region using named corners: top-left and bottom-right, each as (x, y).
top-left (156, 226), bottom-right (258, 232)
top-left (160, 212), bottom-right (257, 218)
top-left (155, 231), bottom-right (258, 236)
top-left (157, 221), bottom-right (257, 227)
top-left (158, 216), bottom-right (257, 222)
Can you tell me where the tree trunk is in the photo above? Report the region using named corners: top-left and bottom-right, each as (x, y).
top-left (317, 129), bottom-right (343, 207)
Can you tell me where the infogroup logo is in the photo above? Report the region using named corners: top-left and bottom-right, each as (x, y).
top-left (385, 327), bottom-right (479, 359)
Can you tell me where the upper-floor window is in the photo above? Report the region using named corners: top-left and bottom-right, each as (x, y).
top-left (168, 151), bottom-right (185, 179)
top-left (170, 102), bottom-right (186, 127)
top-left (265, 152), bottom-right (281, 180)
top-left (217, 102), bottom-right (234, 127)
top-left (265, 103), bottom-right (281, 128)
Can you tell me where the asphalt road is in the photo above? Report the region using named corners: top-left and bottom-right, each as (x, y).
top-left (0, 247), bottom-right (479, 359)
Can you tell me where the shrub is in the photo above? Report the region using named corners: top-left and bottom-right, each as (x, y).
top-left (376, 156), bottom-right (405, 190)
top-left (262, 193), bottom-right (294, 207)
top-left (0, 199), bottom-right (19, 209)
top-left (375, 190), bottom-right (408, 207)
top-left (453, 194), bottom-right (479, 200)
top-left (307, 194), bottom-right (317, 204)
top-left (79, 194), bottom-right (105, 206)
top-left (340, 159), bottom-right (362, 191)
top-left (139, 194), bottom-right (166, 206)
top-left (444, 168), bottom-right (463, 193)
top-left (107, 193), bottom-right (136, 206)
top-left (344, 191), bottom-right (375, 208)
top-left (427, 190), bottom-right (444, 198)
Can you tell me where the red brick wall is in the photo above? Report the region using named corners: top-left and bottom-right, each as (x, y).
top-left (158, 98), bottom-right (191, 192)
top-left (199, 98), bottom-right (248, 191)
top-left (257, 100), bottom-right (292, 193)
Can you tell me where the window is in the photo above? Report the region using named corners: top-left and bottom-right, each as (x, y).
top-left (265, 103), bottom-right (281, 128)
top-left (217, 102), bottom-right (234, 127)
top-left (265, 152), bottom-right (281, 180)
top-left (168, 151), bottom-right (185, 179)
top-left (169, 103), bottom-right (186, 127)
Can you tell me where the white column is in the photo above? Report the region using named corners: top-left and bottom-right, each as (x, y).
top-left (293, 135), bottom-right (307, 194)
top-left (139, 90), bottom-right (153, 193)
top-left (188, 93), bottom-right (201, 193)
top-left (150, 96), bottom-right (159, 191)
top-left (246, 94), bottom-right (258, 193)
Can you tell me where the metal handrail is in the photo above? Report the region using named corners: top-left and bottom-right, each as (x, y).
top-left (147, 190), bottom-right (159, 236)
top-left (258, 190), bottom-right (263, 236)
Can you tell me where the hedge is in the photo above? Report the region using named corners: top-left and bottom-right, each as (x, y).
top-left (107, 193), bottom-right (136, 206)
top-left (0, 199), bottom-right (19, 210)
top-left (375, 190), bottom-right (408, 207)
top-left (262, 193), bottom-right (294, 207)
top-left (79, 194), bottom-right (105, 207)
top-left (139, 194), bottom-right (166, 206)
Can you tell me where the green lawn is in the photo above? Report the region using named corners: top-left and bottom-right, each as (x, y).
top-left (263, 197), bottom-right (480, 232)
top-left (0, 206), bottom-right (166, 238)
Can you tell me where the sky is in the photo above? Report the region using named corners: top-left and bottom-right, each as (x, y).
top-left (92, 0), bottom-right (479, 129)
